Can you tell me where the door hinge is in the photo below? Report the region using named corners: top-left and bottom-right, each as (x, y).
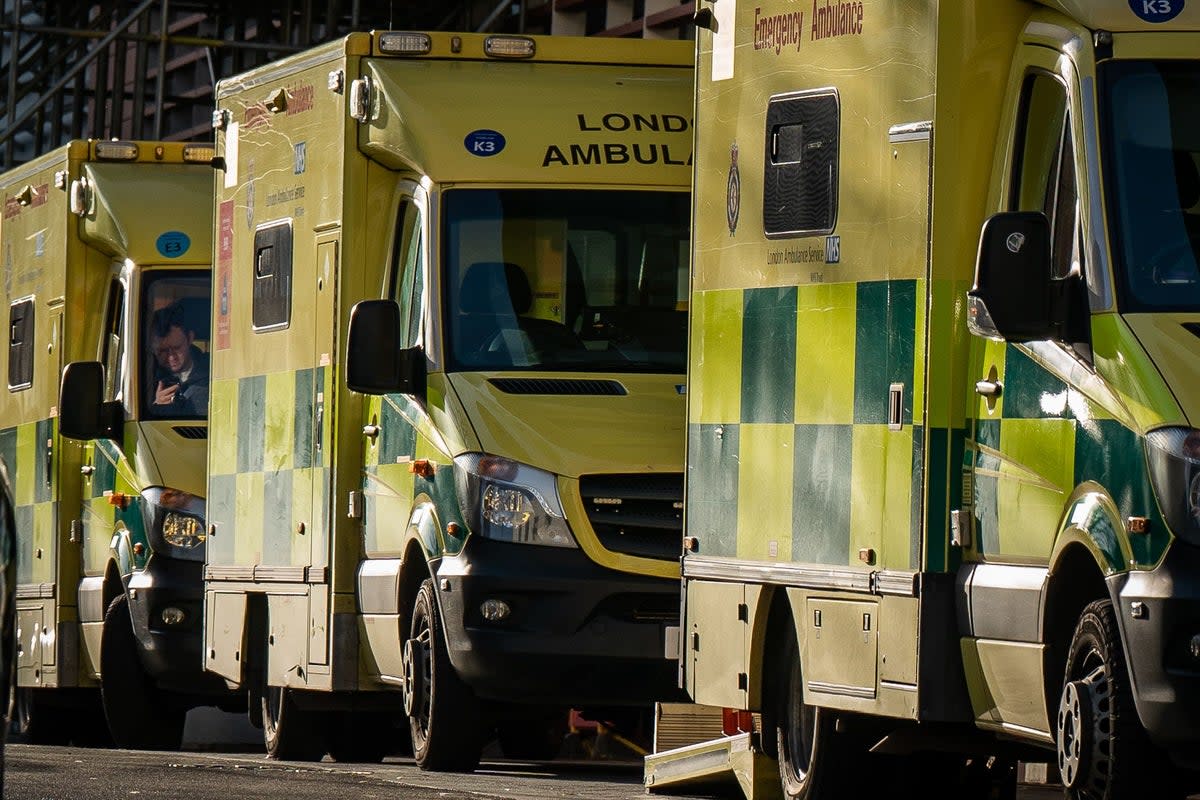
top-left (348, 490), bottom-right (363, 520)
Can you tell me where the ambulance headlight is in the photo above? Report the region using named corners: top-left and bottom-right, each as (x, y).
top-left (453, 454), bottom-right (577, 548)
top-left (162, 512), bottom-right (206, 549)
top-left (142, 487), bottom-right (207, 561)
top-left (1145, 427), bottom-right (1200, 546)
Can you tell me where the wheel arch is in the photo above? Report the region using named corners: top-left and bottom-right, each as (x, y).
top-left (1041, 538), bottom-right (1111, 737)
top-left (102, 560), bottom-right (124, 615)
top-left (398, 536), bottom-right (433, 636)
top-left (749, 585), bottom-right (793, 757)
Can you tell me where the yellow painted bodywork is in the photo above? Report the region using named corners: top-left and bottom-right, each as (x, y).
top-left (1123, 313), bottom-right (1200, 428)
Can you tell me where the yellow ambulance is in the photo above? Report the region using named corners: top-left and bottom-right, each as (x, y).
top-left (651, 1), bottom-right (1200, 799)
top-left (203, 31), bottom-right (693, 769)
top-left (1, 140), bottom-right (224, 749)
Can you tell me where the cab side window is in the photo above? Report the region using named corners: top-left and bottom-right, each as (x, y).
top-left (1010, 72), bottom-right (1081, 281)
top-left (388, 199), bottom-right (425, 349)
top-left (102, 280), bottom-right (125, 402)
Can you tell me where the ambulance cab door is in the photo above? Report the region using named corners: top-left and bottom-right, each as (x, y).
top-left (80, 276), bottom-right (127, 577)
top-left (363, 183), bottom-right (426, 562)
top-left (964, 46), bottom-right (1086, 653)
top-left (358, 183), bottom-right (426, 678)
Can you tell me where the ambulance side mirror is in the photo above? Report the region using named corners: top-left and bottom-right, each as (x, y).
top-left (59, 362), bottom-right (123, 441)
top-left (967, 211), bottom-right (1055, 342)
top-left (346, 300), bottom-right (426, 397)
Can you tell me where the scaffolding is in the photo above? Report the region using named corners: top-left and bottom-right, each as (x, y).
top-left (1, 0), bottom-right (695, 168)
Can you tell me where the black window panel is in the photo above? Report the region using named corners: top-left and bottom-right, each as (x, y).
top-left (252, 220), bottom-right (293, 331)
top-left (8, 299), bottom-right (33, 391)
top-left (763, 89), bottom-right (840, 238)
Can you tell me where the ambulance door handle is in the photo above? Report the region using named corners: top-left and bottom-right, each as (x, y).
top-left (975, 380), bottom-right (1002, 398)
top-left (80, 465), bottom-right (95, 476)
top-left (362, 424), bottom-right (380, 440)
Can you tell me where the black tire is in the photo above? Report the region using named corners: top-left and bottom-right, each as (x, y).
top-left (100, 595), bottom-right (185, 750)
top-left (405, 578), bottom-right (482, 772)
top-left (260, 683), bottom-right (327, 761)
top-left (775, 626), bottom-right (853, 800)
top-left (70, 690), bottom-right (115, 748)
top-left (326, 711), bottom-right (400, 763)
top-left (1057, 599), bottom-right (1180, 800)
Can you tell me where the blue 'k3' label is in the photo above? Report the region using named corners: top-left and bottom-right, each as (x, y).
top-left (1131, 0), bottom-right (1184, 22)
top-left (156, 231), bottom-right (191, 259)
top-left (465, 130), bottom-right (506, 158)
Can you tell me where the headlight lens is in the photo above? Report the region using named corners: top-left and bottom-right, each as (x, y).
top-left (1145, 427), bottom-right (1200, 545)
top-left (454, 454), bottom-right (577, 548)
top-left (142, 487), bottom-right (207, 560)
top-left (162, 510), bottom-right (206, 549)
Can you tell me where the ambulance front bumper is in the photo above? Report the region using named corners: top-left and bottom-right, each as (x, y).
top-left (1114, 540), bottom-right (1200, 765)
top-left (126, 556), bottom-right (229, 696)
top-left (434, 535), bottom-right (684, 706)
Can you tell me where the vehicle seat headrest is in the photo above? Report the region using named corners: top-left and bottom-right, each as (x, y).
top-left (459, 261), bottom-right (532, 314)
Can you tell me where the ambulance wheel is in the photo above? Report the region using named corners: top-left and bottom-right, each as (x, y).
top-left (775, 629), bottom-right (853, 799)
top-left (1058, 600), bottom-right (1180, 800)
top-left (70, 690), bottom-right (115, 748)
top-left (101, 595), bottom-right (185, 750)
top-left (261, 684), bottom-right (327, 761)
top-left (405, 578), bottom-right (482, 772)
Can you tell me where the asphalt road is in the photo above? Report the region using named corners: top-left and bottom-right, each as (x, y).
top-left (2, 744), bottom-right (1077, 800)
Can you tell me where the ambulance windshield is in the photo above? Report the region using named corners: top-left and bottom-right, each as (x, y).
top-left (142, 273), bottom-right (211, 420)
top-left (1102, 60), bottom-right (1200, 312)
top-left (443, 189), bottom-right (689, 373)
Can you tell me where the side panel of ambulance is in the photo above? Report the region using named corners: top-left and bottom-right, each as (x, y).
top-left (204, 37), bottom-right (368, 763)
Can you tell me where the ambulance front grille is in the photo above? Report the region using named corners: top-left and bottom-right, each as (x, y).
top-left (172, 426), bottom-right (207, 440)
top-left (489, 378), bottom-right (627, 396)
top-left (579, 473), bottom-right (683, 561)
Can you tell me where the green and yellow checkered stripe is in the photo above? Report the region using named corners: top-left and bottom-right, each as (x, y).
top-left (687, 279), bottom-right (926, 572)
top-left (968, 341), bottom-right (1164, 569)
top-left (81, 438), bottom-right (150, 572)
top-left (2, 419), bottom-right (60, 585)
top-left (360, 391), bottom-right (466, 558)
top-left (207, 367), bottom-right (330, 569)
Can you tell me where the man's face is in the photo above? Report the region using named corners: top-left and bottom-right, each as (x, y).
top-left (154, 326), bottom-right (194, 374)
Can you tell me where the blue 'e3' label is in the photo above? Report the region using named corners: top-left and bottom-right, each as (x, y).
top-left (156, 231), bottom-right (191, 259)
top-left (464, 129), bottom-right (506, 158)
top-left (1130, 0), bottom-right (1184, 22)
